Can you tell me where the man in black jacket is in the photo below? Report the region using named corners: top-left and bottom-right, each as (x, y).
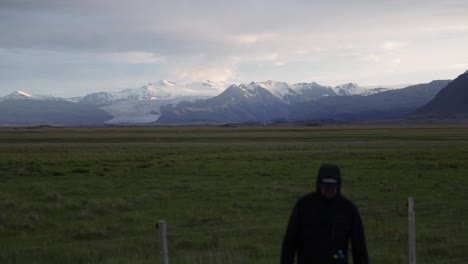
top-left (281, 164), bottom-right (369, 264)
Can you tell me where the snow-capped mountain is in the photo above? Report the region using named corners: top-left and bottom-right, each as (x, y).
top-left (246, 81), bottom-right (335, 103)
top-left (78, 80), bottom-right (228, 123)
top-left (157, 83), bottom-right (290, 123)
top-left (289, 80), bottom-right (451, 120)
top-left (0, 90), bottom-right (61, 101)
top-left (79, 80), bottom-right (227, 105)
top-left (6, 90), bottom-right (34, 99)
top-left (234, 81), bottom-right (385, 103)
top-left (254, 81), bottom-right (297, 99)
top-left (158, 80), bottom-right (379, 123)
top-left (158, 80), bottom-right (451, 124)
top-left (115, 82), bottom-right (178, 100)
top-left (157, 81), bottom-right (336, 123)
top-left (79, 81), bottom-right (180, 105)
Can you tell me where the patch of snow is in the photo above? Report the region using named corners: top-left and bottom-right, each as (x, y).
top-left (17, 90), bottom-right (33, 97)
top-left (256, 80), bottom-right (296, 99)
top-left (333, 83), bottom-right (366, 96)
top-left (291, 82), bottom-right (329, 91)
top-left (238, 84), bottom-right (256, 98)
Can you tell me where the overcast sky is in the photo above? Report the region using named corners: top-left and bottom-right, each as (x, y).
top-left (1, 0), bottom-right (468, 97)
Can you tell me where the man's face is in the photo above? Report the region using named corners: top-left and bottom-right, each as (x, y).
top-left (320, 185), bottom-right (338, 199)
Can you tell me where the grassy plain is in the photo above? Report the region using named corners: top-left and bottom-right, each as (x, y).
top-left (0, 125), bottom-right (467, 263)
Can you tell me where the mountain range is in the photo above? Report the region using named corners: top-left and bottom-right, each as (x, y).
top-left (157, 80), bottom-right (451, 123)
top-left (1, 71), bottom-right (466, 126)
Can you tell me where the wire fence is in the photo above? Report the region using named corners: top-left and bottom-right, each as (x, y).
top-left (157, 197), bottom-right (468, 264)
top-left (1, 197), bottom-right (467, 263)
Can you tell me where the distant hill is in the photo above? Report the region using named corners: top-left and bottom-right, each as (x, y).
top-left (414, 71), bottom-right (468, 116)
top-left (0, 99), bottom-right (112, 126)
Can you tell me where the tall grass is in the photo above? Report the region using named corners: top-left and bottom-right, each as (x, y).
top-left (0, 125), bottom-right (467, 263)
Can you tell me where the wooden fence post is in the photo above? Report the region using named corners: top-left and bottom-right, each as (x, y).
top-left (408, 197), bottom-right (416, 264)
top-left (157, 220), bottom-right (169, 264)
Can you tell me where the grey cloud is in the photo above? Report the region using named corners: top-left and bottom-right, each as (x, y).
top-left (2, 0), bottom-right (466, 68)
top-left (1, 0), bottom-right (468, 91)
top-left (0, 8), bottom-right (226, 55)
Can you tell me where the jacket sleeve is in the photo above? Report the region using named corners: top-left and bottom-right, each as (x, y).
top-left (281, 201), bottom-right (300, 264)
top-left (351, 206), bottom-right (369, 264)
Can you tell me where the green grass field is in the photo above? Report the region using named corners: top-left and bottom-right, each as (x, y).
top-left (1, 125), bottom-right (467, 263)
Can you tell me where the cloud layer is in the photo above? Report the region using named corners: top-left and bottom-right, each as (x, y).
top-left (1, 0), bottom-right (468, 96)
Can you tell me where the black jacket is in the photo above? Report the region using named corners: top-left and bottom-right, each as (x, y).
top-left (281, 192), bottom-right (369, 264)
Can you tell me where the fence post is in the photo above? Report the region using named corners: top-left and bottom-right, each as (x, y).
top-left (157, 220), bottom-right (169, 264)
top-left (408, 197), bottom-right (416, 264)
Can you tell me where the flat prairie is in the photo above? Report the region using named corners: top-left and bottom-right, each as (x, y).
top-left (1, 125), bottom-right (467, 263)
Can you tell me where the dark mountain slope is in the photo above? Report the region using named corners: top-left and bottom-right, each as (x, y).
top-left (414, 72), bottom-right (468, 115)
top-left (0, 99), bottom-right (113, 125)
